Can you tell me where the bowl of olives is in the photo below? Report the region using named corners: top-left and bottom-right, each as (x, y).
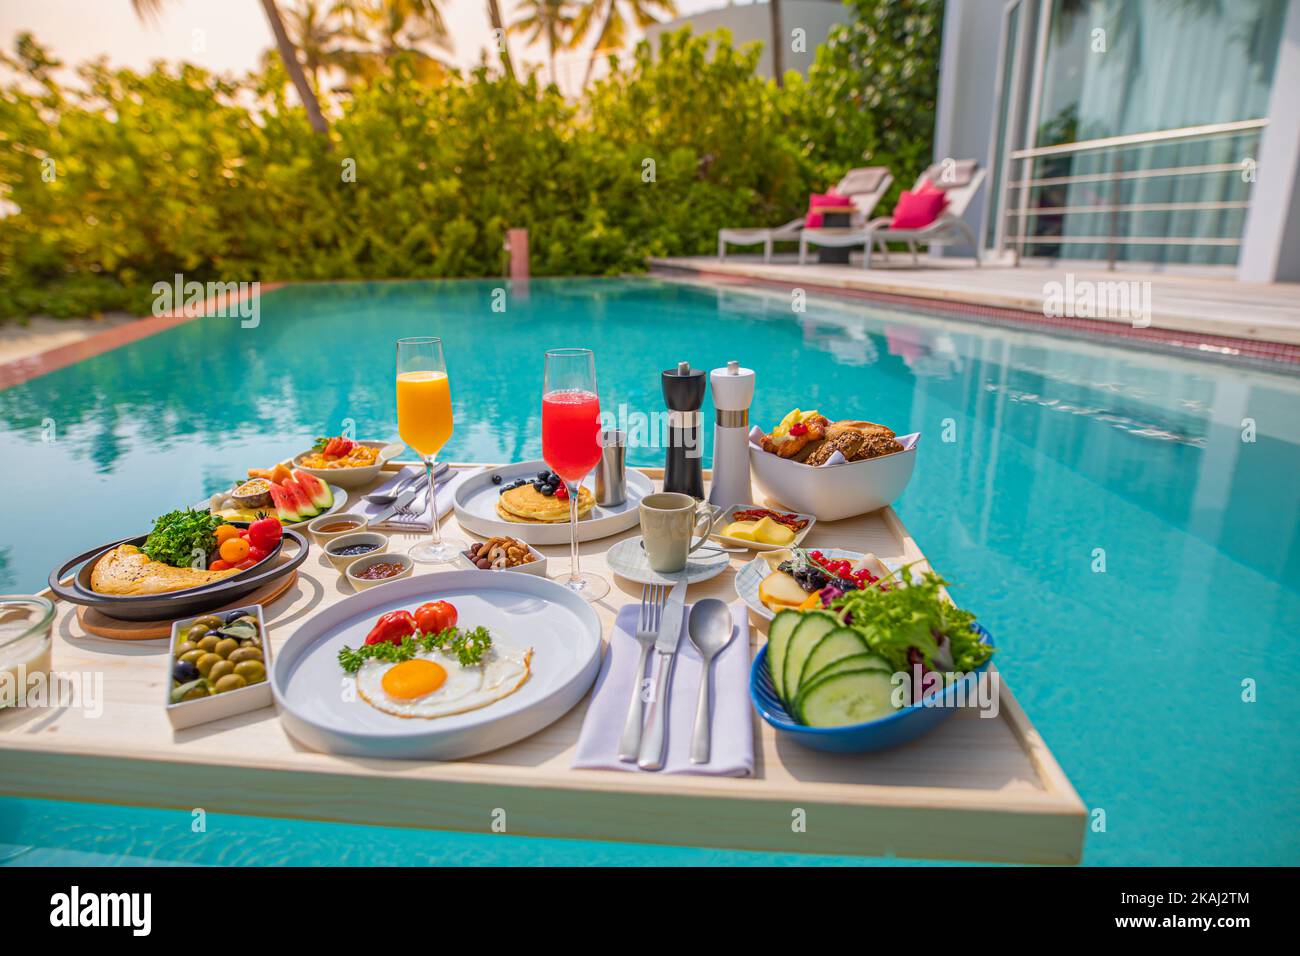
top-left (166, 604), bottom-right (272, 729)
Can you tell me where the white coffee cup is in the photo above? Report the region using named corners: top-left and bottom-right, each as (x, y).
top-left (639, 492), bottom-right (719, 573)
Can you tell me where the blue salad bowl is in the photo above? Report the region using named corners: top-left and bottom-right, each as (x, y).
top-left (749, 622), bottom-right (995, 753)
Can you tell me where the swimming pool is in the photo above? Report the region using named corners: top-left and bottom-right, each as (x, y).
top-left (2, 277), bottom-right (1297, 865)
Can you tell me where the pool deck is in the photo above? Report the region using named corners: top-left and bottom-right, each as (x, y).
top-left (3, 466), bottom-right (1087, 865)
top-left (652, 255), bottom-right (1300, 365)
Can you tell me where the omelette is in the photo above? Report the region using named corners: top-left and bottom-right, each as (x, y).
top-left (90, 544), bottom-right (242, 596)
top-left (496, 483), bottom-right (596, 523)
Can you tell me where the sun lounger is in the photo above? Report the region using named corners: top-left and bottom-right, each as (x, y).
top-left (798, 160), bottom-right (986, 268)
top-left (718, 166), bottom-right (893, 262)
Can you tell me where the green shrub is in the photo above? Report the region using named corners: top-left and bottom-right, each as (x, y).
top-left (0, 10), bottom-right (943, 320)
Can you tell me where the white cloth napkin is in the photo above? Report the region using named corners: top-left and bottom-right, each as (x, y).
top-left (573, 602), bottom-right (753, 776)
top-left (359, 465), bottom-right (482, 532)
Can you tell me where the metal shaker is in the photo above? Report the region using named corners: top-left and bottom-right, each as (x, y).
top-left (595, 429), bottom-right (627, 506)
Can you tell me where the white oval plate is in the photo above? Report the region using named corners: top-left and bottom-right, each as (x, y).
top-left (453, 460), bottom-right (654, 545)
top-left (605, 535), bottom-right (731, 586)
top-left (198, 484), bottom-right (348, 530)
top-left (271, 570), bottom-right (602, 760)
top-left (734, 548), bottom-right (902, 621)
top-left (709, 504), bottom-right (817, 552)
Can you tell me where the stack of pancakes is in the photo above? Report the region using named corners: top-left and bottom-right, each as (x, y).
top-left (496, 483), bottom-right (596, 523)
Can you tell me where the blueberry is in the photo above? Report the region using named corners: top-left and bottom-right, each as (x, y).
top-left (491, 474), bottom-right (502, 485)
top-left (540, 484), bottom-right (555, 496)
top-left (536, 471), bottom-right (550, 482)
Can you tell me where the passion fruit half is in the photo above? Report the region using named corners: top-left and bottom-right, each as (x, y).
top-left (231, 477), bottom-right (273, 509)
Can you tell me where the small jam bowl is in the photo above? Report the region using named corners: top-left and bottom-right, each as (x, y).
top-left (345, 552), bottom-right (414, 590)
top-left (307, 512), bottom-right (369, 548)
top-left (323, 531), bottom-right (388, 573)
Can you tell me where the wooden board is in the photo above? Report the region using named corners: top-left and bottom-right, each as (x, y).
top-left (1, 466), bottom-right (1086, 864)
top-left (75, 570), bottom-right (298, 641)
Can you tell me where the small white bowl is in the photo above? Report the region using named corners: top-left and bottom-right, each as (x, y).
top-left (306, 511), bottom-right (369, 548)
top-left (345, 552), bottom-right (414, 590)
top-left (293, 440), bottom-right (402, 489)
top-left (166, 604), bottom-right (271, 730)
top-left (458, 541), bottom-right (548, 576)
top-left (323, 531), bottom-right (388, 573)
top-left (748, 434), bottom-right (919, 521)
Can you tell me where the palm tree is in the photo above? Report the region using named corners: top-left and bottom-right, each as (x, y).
top-left (569, 0), bottom-right (677, 89)
top-left (510, 0), bottom-right (576, 84)
top-left (769, 0), bottom-right (783, 86)
top-left (283, 0), bottom-right (350, 92)
top-left (333, 0), bottom-right (455, 85)
top-left (130, 0), bottom-right (329, 135)
top-left (485, 0), bottom-right (518, 81)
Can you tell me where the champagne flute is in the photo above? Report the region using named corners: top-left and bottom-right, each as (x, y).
top-left (396, 337), bottom-right (462, 564)
top-left (542, 348), bottom-right (609, 601)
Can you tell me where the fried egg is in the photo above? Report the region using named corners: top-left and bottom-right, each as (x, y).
top-left (356, 646), bottom-right (532, 719)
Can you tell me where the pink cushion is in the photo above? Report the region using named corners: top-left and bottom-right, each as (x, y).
top-left (805, 191), bottom-right (849, 228)
top-left (890, 186), bottom-right (948, 230)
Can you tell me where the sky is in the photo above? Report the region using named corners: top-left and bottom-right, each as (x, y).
top-left (0, 0), bottom-right (741, 95)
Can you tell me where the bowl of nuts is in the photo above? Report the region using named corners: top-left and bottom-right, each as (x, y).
top-left (461, 536), bottom-right (546, 576)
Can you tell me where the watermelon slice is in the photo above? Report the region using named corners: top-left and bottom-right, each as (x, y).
top-left (292, 469), bottom-right (334, 511)
top-left (282, 477), bottom-right (320, 519)
top-left (269, 483), bottom-right (301, 523)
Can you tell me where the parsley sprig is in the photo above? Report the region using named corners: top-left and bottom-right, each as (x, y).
top-left (337, 625), bottom-right (494, 674)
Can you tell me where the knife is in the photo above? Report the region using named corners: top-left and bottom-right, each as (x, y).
top-left (637, 576), bottom-right (689, 770)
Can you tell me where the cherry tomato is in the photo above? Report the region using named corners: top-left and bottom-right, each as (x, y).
top-left (247, 515), bottom-right (283, 551)
top-left (209, 559), bottom-right (232, 571)
top-left (247, 545), bottom-right (269, 563)
top-left (363, 610), bottom-right (418, 647)
top-left (414, 600), bottom-right (457, 635)
top-left (219, 537), bottom-right (251, 563)
top-left (214, 524), bottom-right (241, 544)
top-left (235, 558), bottom-right (257, 571)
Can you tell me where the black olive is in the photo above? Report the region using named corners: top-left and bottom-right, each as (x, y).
top-left (174, 659), bottom-right (199, 682)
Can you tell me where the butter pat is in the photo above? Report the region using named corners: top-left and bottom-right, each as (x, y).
top-left (722, 520), bottom-right (759, 540)
top-left (751, 516), bottom-right (795, 545)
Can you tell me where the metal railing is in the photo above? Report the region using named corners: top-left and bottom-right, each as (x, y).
top-left (999, 119), bottom-right (1266, 268)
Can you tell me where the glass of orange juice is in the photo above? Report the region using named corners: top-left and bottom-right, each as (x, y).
top-left (396, 336), bottom-right (462, 564)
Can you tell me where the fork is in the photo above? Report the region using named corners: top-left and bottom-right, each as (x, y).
top-left (618, 583), bottom-right (666, 761)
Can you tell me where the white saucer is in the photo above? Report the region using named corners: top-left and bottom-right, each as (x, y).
top-left (606, 536), bottom-right (732, 586)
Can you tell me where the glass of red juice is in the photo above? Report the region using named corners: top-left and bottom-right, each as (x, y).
top-left (542, 348), bottom-right (609, 601)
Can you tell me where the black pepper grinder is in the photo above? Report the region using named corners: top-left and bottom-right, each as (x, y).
top-left (662, 361), bottom-right (706, 499)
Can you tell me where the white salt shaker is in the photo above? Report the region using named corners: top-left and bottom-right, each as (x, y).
top-left (708, 361), bottom-right (755, 510)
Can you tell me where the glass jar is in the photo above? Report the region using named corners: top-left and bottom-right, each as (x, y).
top-left (0, 596), bottom-right (55, 709)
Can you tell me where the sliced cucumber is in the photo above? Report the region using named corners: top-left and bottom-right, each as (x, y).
top-left (765, 609), bottom-right (805, 703)
top-left (798, 669), bottom-right (900, 727)
top-left (796, 652), bottom-right (891, 709)
top-left (782, 613), bottom-right (839, 710)
top-left (798, 627), bottom-right (869, 691)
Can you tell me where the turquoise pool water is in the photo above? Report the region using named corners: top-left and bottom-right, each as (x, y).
top-left (2, 277), bottom-right (1298, 866)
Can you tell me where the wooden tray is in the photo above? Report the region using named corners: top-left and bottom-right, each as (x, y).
top-left (1, 466), bottom-right (1086, 864)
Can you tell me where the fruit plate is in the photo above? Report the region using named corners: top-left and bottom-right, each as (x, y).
top-left (453, 460), bottom-right (654, 546)
top-left (292, 440), bottom-right (404, 489)
top-left (271, 570), bottom-right (603, 760)
top-left (734, 548), bottom-right (902, 621)
top-left (195, 484), bottom-right (348, 530)
top-left (710, 504), bottom-right (817, 552)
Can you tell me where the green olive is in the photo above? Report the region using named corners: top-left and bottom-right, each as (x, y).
top-left (184, 624), bottom-right (209, 644)
top-left (233, 660), bottom-right (265, 683)
top-left (180, 649), bottom-right (204, 665)
top-left (214, 637), bottom-right (239, 658)
top-left (181, 684), bottom-right (210, 702)
top-left (213, 674), bottom-right (247, 694)
top-left (228, 646), bottom-right (263, 665)
top-left (196, 652), bottom-right (223, 677)
top-left (208, 659), bottom-right (235, 682)
top-left (193, 615), bottom-right (225, 630)
top-left (174, 641), bottom-right (198, 659)
top-left (198, 635), bottom-right (221, 653)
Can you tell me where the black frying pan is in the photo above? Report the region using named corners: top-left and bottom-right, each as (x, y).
top-left (48, 529), bottom-right (309, 622)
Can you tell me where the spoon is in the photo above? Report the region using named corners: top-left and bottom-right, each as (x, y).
top-left (364, 462), bottom-right (445, 504)
top-left (685, 598), bottom-right (735, 765)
